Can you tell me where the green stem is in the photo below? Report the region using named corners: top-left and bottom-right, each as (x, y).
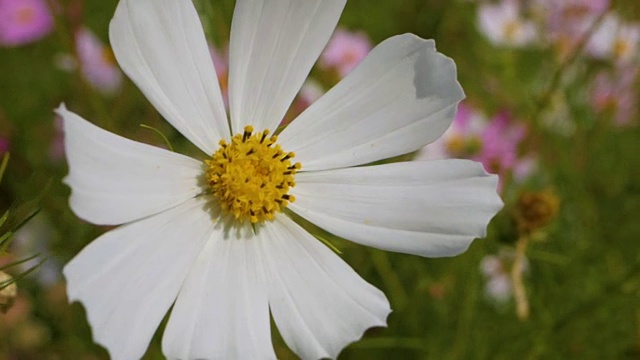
top-left (370, 250), bottom-right (408, 309)
top-left (449, 262), bottom-right (480, 360)
top-left (534, 10), bottom-right (610, 118)
top-left (512, 235), bottom-right (531, 321)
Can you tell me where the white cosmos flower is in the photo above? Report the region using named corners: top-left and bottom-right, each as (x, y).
top-left (57, 0), bottom-right (503, 359)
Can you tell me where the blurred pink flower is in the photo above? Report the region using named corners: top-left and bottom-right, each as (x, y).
top-left (415, 103), bottom-right (485, 161)
top-left (209, 45), bottom-right (229, 108)
top-left (477, 0), bottom-right (537, 47)
top-left (0, 0), bottom-right (53, 47)
top-left (512, 156), bottom-right (537, 182)
top-left (49, 116), bottom-right (64, 161)
top-left (415, 101), bottom-right (487, 160)
top-left (591, 67), bottom-right (638, 126)
top-left (0, 137), bottom-right (9, 154)
top-left (284, 79), bottom-right (326, 126)
top-left (76, 28), bottom-right (123, 94)
top-left (418, 105), bottom-right (535, 189)
top-left (480, 250), bottom-right (528, 304)
top-left (568, 0), bottom-right (609, 13)
top-left (477, 111), bottom-right (527, 175)
top-left (538, 0), bottom-right (609, 55)
top-left (320, 28), bottom-right (372, 77)
top-left (539, 0), bottom-right (609, 29)
top-left (295, 79), bottom-right (324, 112)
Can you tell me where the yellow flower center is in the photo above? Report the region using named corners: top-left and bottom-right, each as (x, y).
top-left (205, 126), bottom-right (301, 223)
top-left (613, 38), bottom-right (630, 60)
top-left (503, 20), bottom-right (521, 42)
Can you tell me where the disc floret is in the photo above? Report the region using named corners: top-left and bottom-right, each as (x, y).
top-left (205, 126), bottom-right (301, 223)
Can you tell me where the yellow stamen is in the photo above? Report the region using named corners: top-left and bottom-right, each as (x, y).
top-left (205, 125), bottom-right (300, 223)
top-left (613, 39), bottom-right (630, 60)
top-left (503, 20), bottom-right (521, 42)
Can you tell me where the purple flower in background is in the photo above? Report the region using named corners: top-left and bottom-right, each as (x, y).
top-left (209, 45), bottom-right (229, 108)
top-left (477, 111), bottom-right (527, 175)
top-left (540, 0), bottom-right (609, 32)
top-left (418, 105), bottom-right (535, 190)
top-left (320, 28), bottom-right (372, 77)
top-left (0, 137), bottom-right (9, 154)
top-left (476, 112), bottom-right (537, 188)
top-left (0, 0), bottom-right (53, 47)
top-left (480, 255), bottom-right (512, 303)
top-left (591, 67), bottom-right (638, 126)
top-left (480, 250), bottom-right (528, 304)
top-left (538, 0), bottom-right (609, 56)
top-left (76, 28), bottom-right (123, 94)
top-left (49, 116), bottom-right (64, 161)
top-left (416, 103), bottom-right (486, 161)
top-left (285, 79), bottom-right (326, 126)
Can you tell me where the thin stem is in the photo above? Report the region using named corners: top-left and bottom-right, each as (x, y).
top-left (512, 235), bottom-right (530, 321)
top-left (534, 10), bottom-right (610, 116)
top-left (370, 250), bottom-right (408, 309)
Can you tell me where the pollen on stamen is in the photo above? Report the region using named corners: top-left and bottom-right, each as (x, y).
top-left (204, 125), bottom-right (300, 223)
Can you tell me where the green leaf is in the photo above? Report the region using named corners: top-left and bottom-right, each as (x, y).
top-left (0, 210), bottom-right (9, 229)
top-left (6, 257), bottom-right (47, 284)
top-left (313, 234), bottom-right (342, 255)
top-left (0, 152), bottom-right (9, 186)
top-left (0, 231), bottom-right (13, 252)
top-left (0, 253), bottom-right (41, 273)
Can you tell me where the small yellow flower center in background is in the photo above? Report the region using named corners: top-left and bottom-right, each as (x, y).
top-left (613, 38), bottom-right (630, 60)
top-left (503, 20), bottom-right (521, 42)
top-left (205, 126), bottom-right (301, 223)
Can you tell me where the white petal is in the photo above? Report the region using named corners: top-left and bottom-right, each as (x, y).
top-left (57, 104), bottom-right (203, 226)
top-left (63, 196), bottom-right (216, 360)
top-left (163, 220), bottom-right (275, 360)
top-left (228, 0), bottom-right (346, 133)
top-left (289, 160), bottom-right (503, 257)
top-left (260, 214), bottom-right (390, 359)
top-left (279, 34), bottom-right (465, 171)
top-left (110, 0), bottom-right (229, 154)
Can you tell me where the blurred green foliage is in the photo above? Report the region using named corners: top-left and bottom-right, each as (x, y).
top-left (0, 0), bottom-right (639, 359)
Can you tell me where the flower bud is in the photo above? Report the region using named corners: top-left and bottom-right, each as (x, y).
top-left (514, 190), bottom-right (560, 233)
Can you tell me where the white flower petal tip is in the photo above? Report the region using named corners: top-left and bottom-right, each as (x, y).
top-left (63, 197), bottom-right (217, 360)
top-left (57, 104), bottom-right (203, 226)
top-left (262, 215), bottom-right (391, 359)
top-left (291, 160), bottom-right (503, 258)
top-left (279, 34), bottom-right (465, 171)
top-left (228, 0), bottom-right (346, 133)
top-left (109, 0), bottom-right (229, 154)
